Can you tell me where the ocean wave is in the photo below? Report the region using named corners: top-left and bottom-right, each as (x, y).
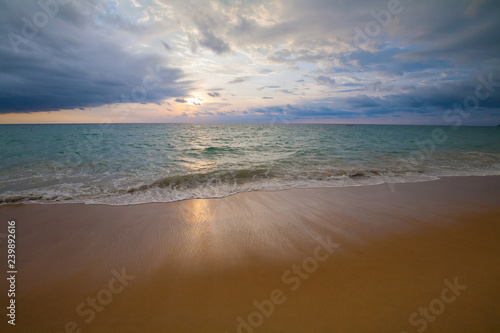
top-left (125, 168), bottom-right (274, 194)
top-left (1, 124), bottom-right (499, 206)
top-left (2, 167), bottom-right (500, 205)
top-left (122, 167), bottom-right (430, 195)
top-left (0, 195), bottom-right (45, 204)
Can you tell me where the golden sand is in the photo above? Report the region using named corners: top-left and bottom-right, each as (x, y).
top-left (1, 176), bottom-right (499, 332)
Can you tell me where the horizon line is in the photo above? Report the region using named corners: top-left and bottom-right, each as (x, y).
top-left (0, 122), bottom-right (498, 126)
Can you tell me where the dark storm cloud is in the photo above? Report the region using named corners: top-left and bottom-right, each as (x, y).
top-left (383, 74), bottom-right (500, 111)
top-left (339, 71), bottom-right (500, 115)
top-left (345, 95), bottom-right (381, 108)
top-left (343, 48), bottom-right (448, 76)
top-left (250, 69), bottom-right (500, 120)
top-left (397, 0), bottom-right (500, 65)
top-left (0, 0), bottom-right (189, 113)
top-left (291, 107), bottom-right (358, 118)
top-left (253, 104), bottom-right (358, 118)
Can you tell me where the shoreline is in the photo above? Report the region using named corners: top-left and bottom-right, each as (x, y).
top-left (2, 174), bottom-right (499, 207)
top-left (0, 175), bottom-right (499, 332)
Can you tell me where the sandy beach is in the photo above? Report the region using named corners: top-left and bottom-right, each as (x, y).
top-left (3, 0), bottom-right (500, 331)
top-left (1, 176), bottom-right (500, 332)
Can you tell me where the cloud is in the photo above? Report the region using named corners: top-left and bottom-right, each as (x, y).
top-left (314, 75), bottom-right (336, 86)
top-left (252, 104), bottom-right (358, 118)
top-left (393, 0), bottom-right (500, 65)
top-left (0, 0), bottom-right (189, 114)
top-left (257, 85), bottom-right (281, 91)
top-left (130, 0), bottom-right (142, 8)
top-left (175, 98), bottom-right (187, 103)
top-left (188, 10), bottom-right (232, 55)
top-left (262, 97), bottom-right (274, 99)
top-left (345, 95), bottom-right (381, 108)
top-left (198, 31), bottom-right (231, 54)
top-left (228, 76), bottom-right (250, 84)
top-left (2, 0), bottom-right (499, 125)
top-left (267, 49), bottom-right (294, 64)
top-left (161, 40), bottom-right (171, 50)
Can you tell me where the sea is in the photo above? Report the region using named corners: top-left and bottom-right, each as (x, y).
top-left (1, 124), bottom-right (499, 205)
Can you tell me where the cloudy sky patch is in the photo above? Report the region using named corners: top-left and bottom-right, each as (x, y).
top-left (1, 0), bottom-right (499, 124)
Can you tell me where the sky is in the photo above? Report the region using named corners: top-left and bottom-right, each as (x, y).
top-left (1, 0), bottom-right (500, 124)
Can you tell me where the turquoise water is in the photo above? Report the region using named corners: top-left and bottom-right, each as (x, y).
top-left (0, 124), bottom-right (499, 205)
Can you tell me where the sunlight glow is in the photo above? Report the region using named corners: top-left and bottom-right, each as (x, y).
top-left (187, 98), bottom-right (204, 106)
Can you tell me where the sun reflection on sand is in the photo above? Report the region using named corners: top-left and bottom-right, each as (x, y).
top-left (176, 199), bottom-right (219, 266)
top-left (185, 199), bottom-right (212, 224)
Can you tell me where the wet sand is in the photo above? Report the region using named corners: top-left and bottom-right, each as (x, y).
top-left (1, 176), bottom-right (500, 332)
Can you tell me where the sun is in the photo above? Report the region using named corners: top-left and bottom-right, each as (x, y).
top-left (187, 97), bottom-right (204, 106)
